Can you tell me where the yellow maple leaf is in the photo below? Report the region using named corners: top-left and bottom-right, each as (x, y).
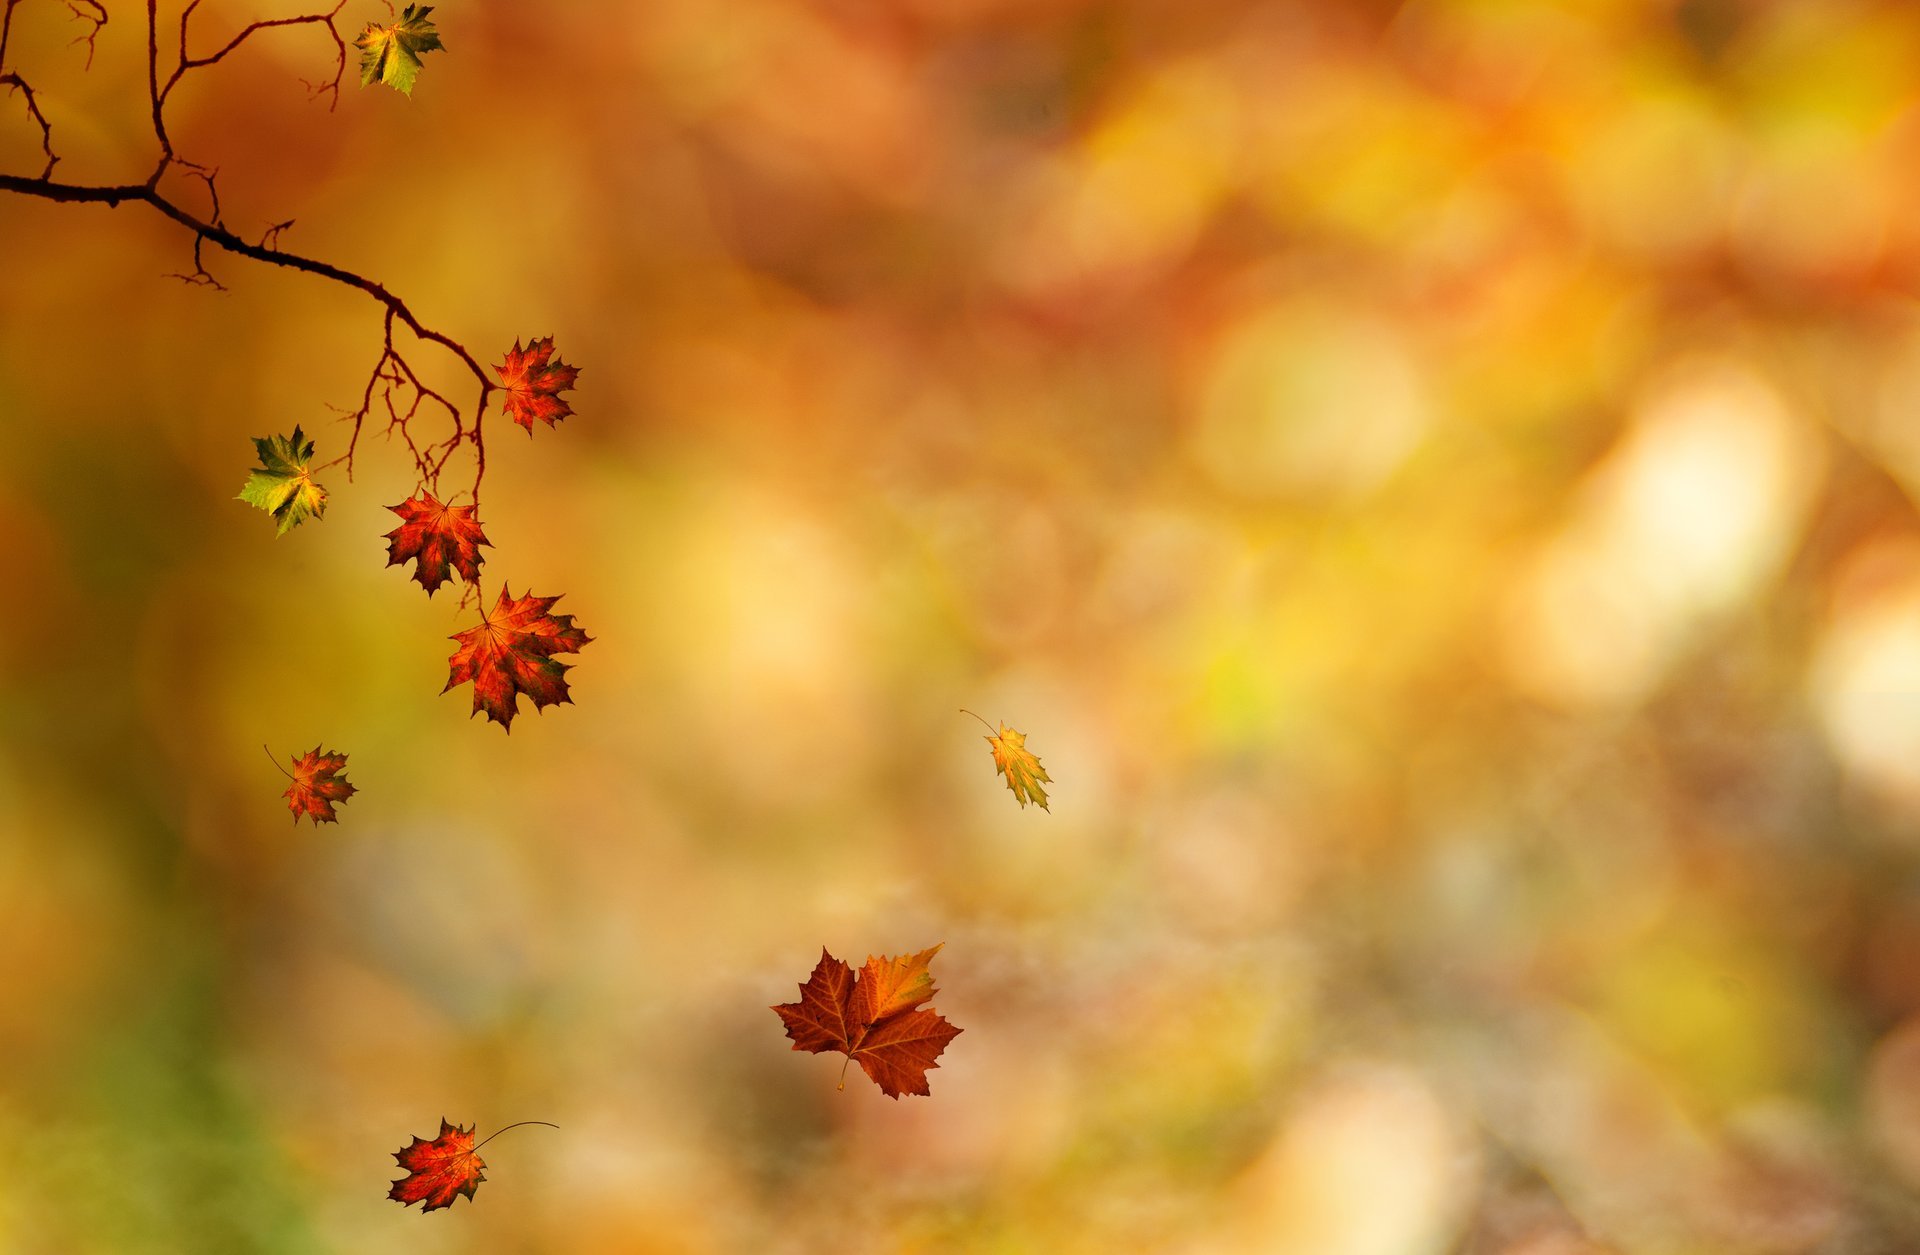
top-left (964, 711), bottom-right (1052, 811)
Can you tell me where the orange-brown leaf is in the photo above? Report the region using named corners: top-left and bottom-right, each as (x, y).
top-left (443, 585), bottom-right (592, 731)
top-left (494, 336), bottom-right (579, 434)
top-left (387, 1119), bottom-right (484, 1212)
top-left (985, 721), bottom-right (1051, 810)
top-left (772, 944), bottom-right (962, 1098)
top-left (384, 492), bottom-right (488, 594)
top-left (283, 746), bottom-right (354, 825)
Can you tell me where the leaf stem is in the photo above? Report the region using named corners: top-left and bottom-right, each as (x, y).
top-left (958, 709), bottom-right (997, 735)
top-left (473, 1120), bottom-right (559, 1151)
top-left (837, 1054), bottom-right (852, 1091)
top-left (262, 744), bottom-right (294, 780)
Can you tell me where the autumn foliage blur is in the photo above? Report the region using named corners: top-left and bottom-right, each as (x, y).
top-left (9, 0), bottom-right (1920, 1250)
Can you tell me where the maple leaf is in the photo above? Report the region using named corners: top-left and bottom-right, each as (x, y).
top-left (443, 585), bottom-right (592, 731)
top-left (387, 1119), bottom-right (556, 1213)
top-left (236, 426), bottom-right (326, 535)
top-left (964, 711), bottom-right (1052, 811)
top-left (772, 944), bottom-right (963, 1098)
top-left (388, 1119), bottom-right (484, 1212)
top-left (356, 3), bottom-right (443, 96)
top-left (494, 337), bottom-right (580, 434)
top-left (384, 492), bottom-right (489, 595)
top-left (272, 744), bottom-right (356, 825)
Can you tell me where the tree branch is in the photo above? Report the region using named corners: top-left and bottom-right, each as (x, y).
top-left (1, 0), bottom-right (495, 504)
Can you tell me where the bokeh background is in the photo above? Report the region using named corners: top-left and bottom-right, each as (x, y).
top-left (8, 0), bottom-right (1920, 1250)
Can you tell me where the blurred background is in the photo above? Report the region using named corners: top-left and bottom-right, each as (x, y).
top-left (6, 0), bottom-right (1920, 1250)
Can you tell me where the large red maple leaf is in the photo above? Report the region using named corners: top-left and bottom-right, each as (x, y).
top-left (494, 336), bottom-right (580, 434)
top-left (772, 944), bottom-right (962, 1098)
top-left (443, 586), bottom-right (592, 731)
top-left (384, 492), bottom-right (489, 595)
top-left (279, 745), bottom-right (355, 825)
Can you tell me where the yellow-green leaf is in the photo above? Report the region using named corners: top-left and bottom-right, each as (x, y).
top-left (237, 426), bottom-right (327, 535)
top-left (356, 4), bottom-right (443, 96)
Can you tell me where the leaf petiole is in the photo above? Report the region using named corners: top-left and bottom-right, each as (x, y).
top-left (472, 1120), bottom-right (560, 1151)
top-left (958, 709), bottom-right (997, 734)
top-left (262, 744), bottom-right (294, 780)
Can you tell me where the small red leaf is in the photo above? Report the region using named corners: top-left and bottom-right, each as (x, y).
top-left (387, 1119), bottom-right (485, 1212)
top-left (494, 336), bottom-right (580, 434)
top-left (282, 746), bottom-right (355, 825)
top-left (384, 492), bottom-right (489, 595)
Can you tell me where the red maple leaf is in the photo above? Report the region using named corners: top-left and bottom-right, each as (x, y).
top-left (772, 944), bottom-right (963, 1098)
top-left (443, 585), bottom-right (592, 731)
top-left (388, 1119), bottom-right (485, 1212)
top-left (494, 336), bottom-right (580, 434)
top-left (386, 1119), bottom-right (555, 1213)
top-left (384, 492), bottom-right (489, 595)
top-left (274, 745), bottom-right (355, 825)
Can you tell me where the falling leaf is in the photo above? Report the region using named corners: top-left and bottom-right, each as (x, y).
top-left (387, 1119), bottom-right (482, 1212)
top-left (495, 337), bottom-right (580, 434)
top-left (384, 492), bottom-right (489, 595)
top-left (965, 711), bottom-right (1052, 810)
top-left (387, 1119), bottom-right (556, 1213)
top-left (276, 745), bottom-right (355, 825)
top-left (236, 426), bottom-right (326, 535)
top-left (444, 585), bottom-right (592, 731)
top-left (356, 3), bottom-right (443, 96)
top-left (772, 944), bottom-right (963, 1098)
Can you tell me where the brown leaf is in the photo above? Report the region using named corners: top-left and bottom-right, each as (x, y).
top-left (772, 944), bottom-right (962, 1098)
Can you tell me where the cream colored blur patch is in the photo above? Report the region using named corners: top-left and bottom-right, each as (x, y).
top-left (1191, 306), bottom-right (1431, 500)
top-left (657, 486), bottom-right (876, 804)
top-left (1230, 1064), bottom-right (1475, 1255)
top-left (1502, 359), bottom-right (1824, 709)
top-left (1810, 538), bottom-right (1920, 819)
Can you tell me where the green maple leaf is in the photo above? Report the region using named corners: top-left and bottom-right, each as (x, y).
top-left (237, 426), bottom-right (327, 535)
top-left (356, 4), bottom-right (444, 96)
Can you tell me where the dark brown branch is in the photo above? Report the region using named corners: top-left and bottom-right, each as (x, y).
top-left (164, 230), bottom-right (224, 289)
top-left (2, 0), bottom-right (98, 178)
top-left (3, 0), bottom-right (497, 507)
top-left (173, 157), bottom-right (220, 225)
top-left (161, 0), bottom-right (345, 115)
top-left (64, 0), bottom-right (103, 66)
top-left (0, 69), bottom-right (57, 178)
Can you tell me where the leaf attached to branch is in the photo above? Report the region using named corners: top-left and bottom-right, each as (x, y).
top-left (356, 4), bottom-right (444, 96)
top-left (237, 426), bottom-right (327, 535)
top-left (495, 337), bottom-right (580, 434)
top-left (384, 492), bottom-right (489, 595)
top-left (772, 944), bottom-right (963, 1098)
top-left (443, 586), bottom-right (591, 731)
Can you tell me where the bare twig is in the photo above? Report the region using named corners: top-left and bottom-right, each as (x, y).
top-left (1, 0), bottom-right (495, 505)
